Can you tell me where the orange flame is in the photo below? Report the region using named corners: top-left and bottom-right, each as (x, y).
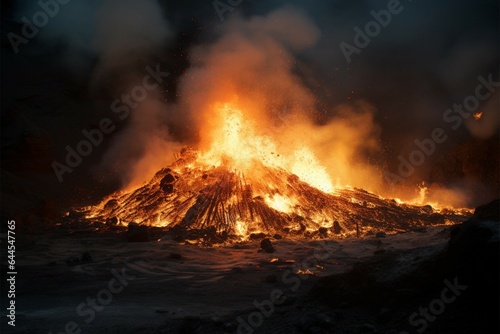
top-left (198, 103), bottom-right (334, 193)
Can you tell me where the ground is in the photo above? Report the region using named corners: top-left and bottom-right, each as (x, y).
top-left (2, 219), bottom-right (497, 334)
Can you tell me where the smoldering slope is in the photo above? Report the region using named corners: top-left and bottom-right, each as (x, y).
top-left (8, 0), bottom-right (499, 207)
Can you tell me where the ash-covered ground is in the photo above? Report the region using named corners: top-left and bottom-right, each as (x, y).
top-left (1, 199), bottom-right (497, 334)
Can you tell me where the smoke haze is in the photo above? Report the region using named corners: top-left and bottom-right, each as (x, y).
top-left (2, 0), bottom-right (498, 207)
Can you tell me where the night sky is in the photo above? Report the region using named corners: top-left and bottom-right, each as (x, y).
top-left (1, 0), bottom-right (498, 216)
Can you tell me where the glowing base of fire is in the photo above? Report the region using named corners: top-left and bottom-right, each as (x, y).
top-left (83, 147), bottom-right (469, 241)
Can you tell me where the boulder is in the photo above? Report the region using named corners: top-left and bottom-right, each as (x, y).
top-left (332, 220), bottom-right (342, 234)
top-left (260, 238), bottom-right (275, 253)
top-left (127, 222), bottom-right (150, 242)
top-left (106, 216), bottom-right (119, 225)
top-left (473, 198), bottom-right (499, 222)
top-left (160, 173), bottom-right (177, 193)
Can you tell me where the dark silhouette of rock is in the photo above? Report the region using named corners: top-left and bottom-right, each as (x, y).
top-left (318, 227), bottom-right (328, 237)
top-left (104, 199), bottom-right (118, 210)
top-left (161, 183), bottom-right (174, 194)
top-left (106, 216), bottom-right (119, 225)
top-left (260, 238), bottom-right (275, 253)
top-left (127, 222), bottom-right (150, 242)
top-left (332, 220), bottom-right (342, 234)
top-left (160, 173), bottom-right (177, 194)
top-left (375, 231), bottom-right (386, 238)
top-left (473, 198), bottom-right (499, 222)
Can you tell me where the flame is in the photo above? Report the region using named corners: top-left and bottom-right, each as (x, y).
top-left (198, 103), bottom-right (334, 193)
top-left (265, 194), bottom-right (295, 213)
top-left (472, 112), bottom-right (483, 120)
top-left (234, 220), bottom-right (248, 236)
top-left (83, 103), bottom-right (470, 239)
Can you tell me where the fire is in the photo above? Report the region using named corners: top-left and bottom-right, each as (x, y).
top-left (234, 220), bottom-right (248, 236)
top-left (472, 112), bottom-right (483, 120)
top-left (198, 103), bottom-right (334, 193)
top-left (83, 104), bottom-right (470, 241)
top-left (265, 194), bottom-right (296, 213)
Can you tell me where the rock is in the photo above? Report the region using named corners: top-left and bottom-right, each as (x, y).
top-left (161, 173), bottom-right (176, 184)
top-left (160, 173), bottom-right (177, 194)
top-left (473, 198), bottom-right (499, 221)
top-left (273, 233), bottom-right (283, 239)
top-left (375, 232), bottom-right (386, 238)
top-left (104, 199), bottom-right (118, 210)
top-left (128, 222), bottom-right (139, 229)
top-left (162, 183), bottom-right (174, 193)
top-left (420, 204), bottom-right (433, 214)
top-left (447, 216), bottom-right (499, 286)
top-left (318, 227), bottom-right (328, 237)
top-left (127, 222), bottom-right (150, 242)
top-left (106, 216), bottom-right (119, 225)
top-left (332, 220), bottom-right (342, 234)
top-left (260, 238), bottom-right (275, 253)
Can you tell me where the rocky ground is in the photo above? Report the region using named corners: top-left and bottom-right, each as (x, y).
top-left (0, 200), bottom-right (498, 334)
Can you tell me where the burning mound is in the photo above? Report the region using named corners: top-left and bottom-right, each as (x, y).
top-left (84, 147), bottom-right (467, 241)
top-left (83, 104), bottom-right (469, 241)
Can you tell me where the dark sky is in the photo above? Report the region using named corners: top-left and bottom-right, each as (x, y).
top-left (1, 0), bottom-right (498, 213)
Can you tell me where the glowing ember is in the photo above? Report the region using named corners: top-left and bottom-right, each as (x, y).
top-left (472, 112), bottom-right (483, 120)
top-left (265, 194), bottom-right (295, 213)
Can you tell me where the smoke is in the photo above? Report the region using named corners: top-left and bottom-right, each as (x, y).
top-left (91, 0), bottom-right (173, 86)
top-left (12, 0), bottom-right (177, 188)
top-left (89, 0), bottom-right (178, 188)
top-left (7, 0), bottom-right (497, 206)
top-left (173, 6), bottom-right (384, 192)
top-left (92, 2), bottom-right (496, 205)
top-left (99, 97), bottom-right (182, 190)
